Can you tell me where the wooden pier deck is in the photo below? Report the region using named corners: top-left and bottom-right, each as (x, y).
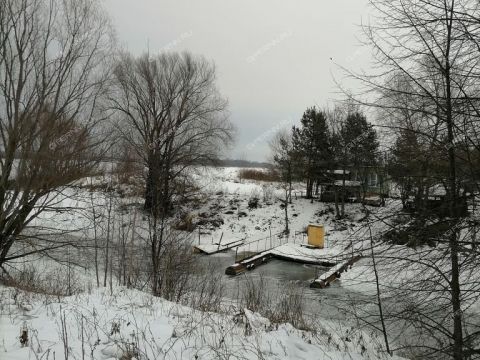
top-left (310, 255), bottom-right (362, 288)
top-left (225, 243), bottom-right (345, 276)
top-left (224, 240), bottom-right (363, 290)
top-left (194, 238), bottom-right (245, 255)
top-left (225, 251), bottom-right (275, 275)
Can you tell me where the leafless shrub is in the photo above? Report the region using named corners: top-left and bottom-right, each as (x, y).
top-left (184, 262), bottom-right (225, 313)
top-left (240, 275), bottom-right (270, 313)
top-left (248, 190), bottom-right (261, 209)
top-left (1, 265), bottom-right (82, 297)
top-left (268, 284), bottom-right (309, 330)
top-left (148, 227), bottom-right (197, 301)
top-left (57, 308), bottom-right (69, 360)
top-left (173, 213), bottom-right (196, 232)
top-left (114, 148), bottom-right (144, 187)
top-left (261, 185), bottom-right (275, 204)
top-left (239, 275), bottom-right (311, 331)
top-left (119, 343), bottom-right (140, 360)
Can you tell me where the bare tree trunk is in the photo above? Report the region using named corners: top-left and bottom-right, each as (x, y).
top-left (120, 216), bottom-right (127, 286)
top-left (368, 223), bottom-right (391, 355)
top-left (90, 186), bottom-right (100, 287)
top-left (444, 8), bottom-right (463, 357)
top-left (288, 164), bottom-right (293, 205)
top-left (284, 189), bottom-right (289, 235)
top-left (128, 208), bottom-right (137, 288)
top-left (109, 217), bottom-right (115, 294)
top-left (104, 192), bottom-right (113, 287)
top-left (341, 170), bottom-right (346, 218)
top-left (144, 155), bottom-right (159, 213)
top-left (306, 179), bottom-right (312, 199)
top-left (334, 188), bottom-right (340, 219)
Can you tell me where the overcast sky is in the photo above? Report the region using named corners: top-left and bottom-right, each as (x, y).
top-left (103, 0), bottom-right (372, 162)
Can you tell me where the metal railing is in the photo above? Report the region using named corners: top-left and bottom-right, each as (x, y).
top-left (234, 231), bottom-right (306, 262)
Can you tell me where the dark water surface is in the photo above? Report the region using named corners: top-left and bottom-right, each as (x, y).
top-left (196, 251), bottom-right (374, 321)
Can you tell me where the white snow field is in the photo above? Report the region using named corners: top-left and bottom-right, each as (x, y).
top-left (0, 285), bottom-right (406, 360)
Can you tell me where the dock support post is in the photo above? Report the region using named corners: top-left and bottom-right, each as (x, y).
top-left (269, 227), bottom-right (272, 249)
top-left (217, 232), bottom-right (224, 251)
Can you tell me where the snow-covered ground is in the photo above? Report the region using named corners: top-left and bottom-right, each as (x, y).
top-left (190, 167), bottom-right (378, 250)
top-left (3, 165), bottom-right (471, 359)
top-left (0, 285), bottom-right (405, 360)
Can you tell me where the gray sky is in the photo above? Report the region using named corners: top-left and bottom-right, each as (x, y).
top-left (103, 0), bottom-right (372, 161)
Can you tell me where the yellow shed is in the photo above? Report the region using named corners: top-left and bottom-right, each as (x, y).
top-left (307, 224), bottom-right (325, 248)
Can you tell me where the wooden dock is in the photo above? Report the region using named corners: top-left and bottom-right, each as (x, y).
top-left (194, 238), bottom-right (245, 255)
top-left (225, 243), bottom-right (345, 276)
top-left (221, 233), bottom-right (363, 289)
top-left (310, 255), bottom-right (362, 288)
top-left (225, 251), bottom-right (275, 275)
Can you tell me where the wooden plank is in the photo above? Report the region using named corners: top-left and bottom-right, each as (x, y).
top-left (225, 252), bottom-right (274, 275)
top-left (194, 239), bottom-right (244, 255)
top-left (310, 255), bottom-right (362, 289)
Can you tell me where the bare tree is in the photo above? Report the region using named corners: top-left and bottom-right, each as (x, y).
top-left (270, 130), bottom-right (294, 203)
top-left (111, 51), bottom-right (233, 295)
top-left (341, 0), bottom-right (480, 358)
top-left (0, 0), bottom-right (114, 269)
top-left (111, 51), bottom-right (233, 217)
top-left (269, 130), bottom-right (294, 234)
